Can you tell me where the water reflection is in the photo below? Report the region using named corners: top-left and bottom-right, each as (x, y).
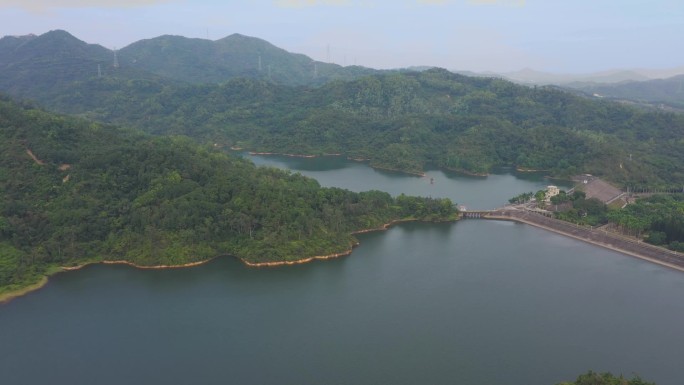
top-left (243, 153), bottom-right (572, 210)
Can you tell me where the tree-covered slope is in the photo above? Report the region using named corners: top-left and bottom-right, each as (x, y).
top-left (0, 30), bottom-right (171, 101)
top-left (0, 29), bottom-right (379, 99)
top-left (31, 68), bottom-right (684, 187)
top-left (2, 31), bottom-right (683, 186)
top-left (0, 96), bottom-right (455, 297)
top-left (118, 33), bottom-right (379, 85)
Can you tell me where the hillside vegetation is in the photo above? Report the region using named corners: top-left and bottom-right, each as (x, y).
top-left (0, 96), bottom-right (455, 296)
top-left (0, 29), bottom-right (378, 96)
top-left (2, 31), bottom-right (684, 188)
top-left (28, 68), bottom-right (684, 187)
top-left (118, 33), bottom-right (379, 85)
top-left (0, 31), bottom-right (684, 188)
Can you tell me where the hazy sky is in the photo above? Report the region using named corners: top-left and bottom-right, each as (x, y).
top-left (1, 0), bottom-right (682, 73)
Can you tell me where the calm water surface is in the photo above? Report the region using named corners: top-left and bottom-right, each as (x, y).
top-left (1, 156), bottom-right (682, 385)
top-left (247, 153), bottom-right (571, 210)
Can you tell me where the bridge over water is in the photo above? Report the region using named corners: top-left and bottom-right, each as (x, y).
top-left (459, 207), bottom-right (554, 219)
top-left (459, 210), bottom-right (492, 219)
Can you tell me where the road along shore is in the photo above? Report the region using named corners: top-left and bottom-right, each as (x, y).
top-left (485, 209), bottom-right (684, 272)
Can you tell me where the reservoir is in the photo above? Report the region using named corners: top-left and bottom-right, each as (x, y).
top-left (1, 156), bottom-right (682, 385)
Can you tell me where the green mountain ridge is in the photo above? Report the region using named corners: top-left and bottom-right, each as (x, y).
top-left (0, 30), bottom-right (169, 101)
top-left (0, 29), bottom-right (380, 96)
top-left (119, 32), bottom-right (379, 85)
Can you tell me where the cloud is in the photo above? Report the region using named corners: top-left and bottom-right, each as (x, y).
top-left (416, 0), bottom-right (449, 4)
top-left (274, 0), bottom-right (352, 7)
top-left (469, 0), bottom-right (525, 5)
top-left (0, 0), bottom-right (174, 12)
top-left (275, 0), bottom-right (525, 7)
top-left (417, 0), bottom-right (525, 5)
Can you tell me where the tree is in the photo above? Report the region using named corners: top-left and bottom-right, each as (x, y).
top-left (556, 370), bottom-right (656, 385)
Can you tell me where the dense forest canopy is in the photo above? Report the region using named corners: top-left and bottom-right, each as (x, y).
top-left (607, 194), bottom-right (684, 251)
top-left (0, 29), bottom-right (379, 96)
top-left (118, 33), bottom-right (380, 85)
top-left (32, 68), bottom-right (684, 186)
top-left (0, 96), bottom-right (455, 296)
top-left (2, 31), bottom-right (684, 187)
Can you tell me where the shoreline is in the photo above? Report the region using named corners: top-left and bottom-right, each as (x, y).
top-left (239, 217), bottom-right (454, 267)
top-left (5, 213), bottom-right (679, 302)
top-left (367, 164), bottom-right (426, 177)
top-left (240, 248), bottom-right (357, 267)
top-left (249, 151), bottom-right (427, 177)
top-left (243, 150), bottom-right (568, 179)
top-left (240, 149), bottom-right (580, 182)
top-left (248, 151), bottom-right (342, 158)
top-left (441, 166), bottom-right (489, 177)
top-left (515, 166), bottom-right (549, 173)
top-left (0, 217), bottom-right (456, 303)
top-left (0, 276), bottom-right (49, 304)
top-left (0, 258), bottom-right (216, 304)
top-left (101, 259), bottom-right (215, 269)
top-left (486, 213), bottom-right (684, 273)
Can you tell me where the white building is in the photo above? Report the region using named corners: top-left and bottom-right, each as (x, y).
top-left (545, 185), bottom-right (560, 202)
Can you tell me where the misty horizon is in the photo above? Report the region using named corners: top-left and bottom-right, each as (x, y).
top-left (1, 1), bottom-right (682, 75)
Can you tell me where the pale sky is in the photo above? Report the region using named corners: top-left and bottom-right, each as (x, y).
top-left (0, 0), bottom-right (682, 73)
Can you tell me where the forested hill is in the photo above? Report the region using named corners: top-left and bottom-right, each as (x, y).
top-left (29, 68), bottom-right (684, 187)
top-left (118, 33), bottom-right (379, 85)
top-left (0, 96), bottom-right (455, 297)
top-left (2, 31), bottom-right (683, 186)
top-left (0, 30), bottom-right (171, 101)
top-left (0, 29), bottom-right (379, 97)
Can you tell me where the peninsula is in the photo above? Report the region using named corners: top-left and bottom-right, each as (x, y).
top-left (0, 97), bottom-right (456, 302)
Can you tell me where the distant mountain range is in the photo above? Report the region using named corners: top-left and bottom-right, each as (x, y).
top-left (1, 29), bottom-right (684, 185)
top-left (117, 33), bottom-right (379, 85)
top-left (0, 30), bottom-right (169, 101)
top-left (562, 75), bottom-right (684, 110)
top-left (0, 29), bottom-right (380, 98)
top-left (453, 67), bottom-right (684, 110)
top-left (3, 29), bottom-right (684, 103)
top-left (461, 67), bottom-right (684, 86)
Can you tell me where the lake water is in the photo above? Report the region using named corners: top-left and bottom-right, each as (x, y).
top-left (247, 154), bottom-right (570, 210)
top-left (1, 155), bottom-right (682, 385)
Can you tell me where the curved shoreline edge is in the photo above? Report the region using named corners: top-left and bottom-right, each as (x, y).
top-left (0, 259), bottom-right (217, 304)
top-left (0, 217), bottom-right (455, 304)
top-left (0, 277), bottom-right (49, 304)
top-left (486, 213), bottom-right (684, 273)
top-left (246, 151), bottom-right (428, 177)
top-left (240, 217), bottom-right (440, 267)
top-left (5, 213), bottom-right (680, 304)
